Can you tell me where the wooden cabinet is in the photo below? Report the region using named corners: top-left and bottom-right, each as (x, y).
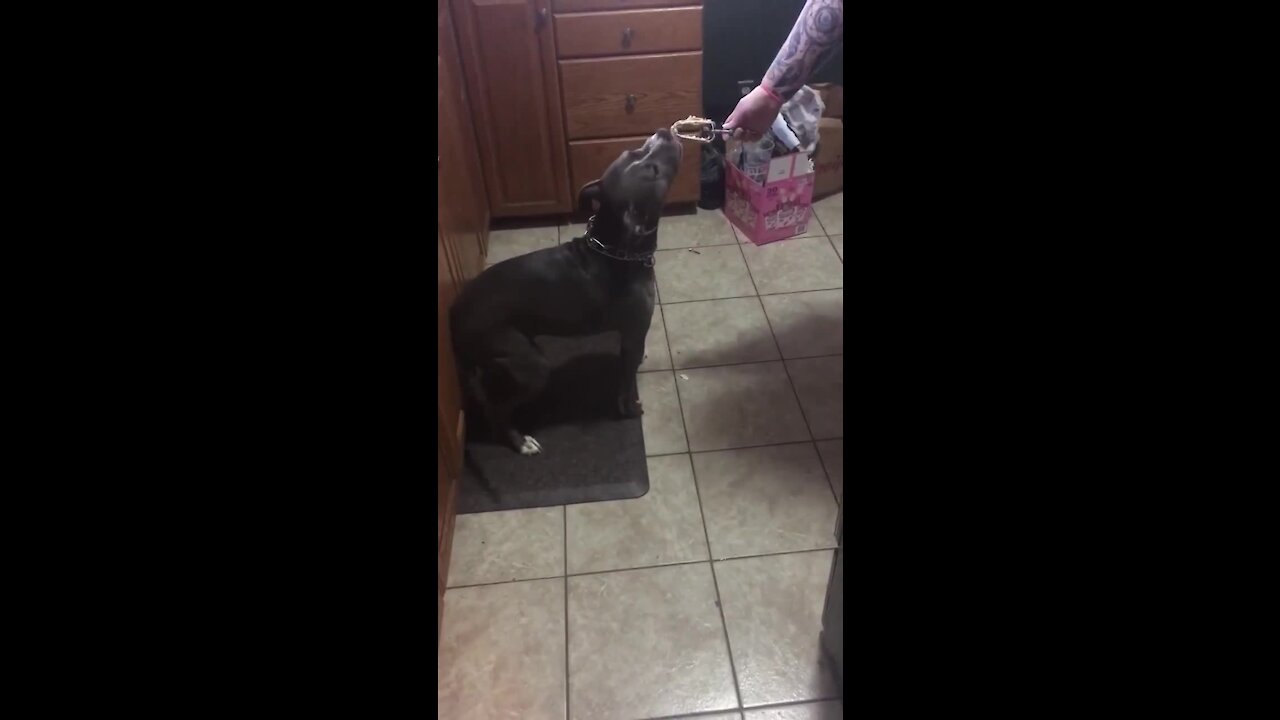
top-left (438, 428), bottom-right (456, 640)
top-left (554, 6), bottom-right (703, 58)
top-left (450, 0), bottom-right (573, 217)
top-left (438, 232), bottom-right (465, 644)
top-left (451, 0), bottom-right (703, 217)
top-left (438, 223), bottom-right (465, 644)
top-left (439, 0), bottom-right (487, 642)
top-left (560, 52), bottom-right (702, 140)
top-left (556, 4), bottom-right (703, 205)
top-left (440, 0), bottom-right (489, 277)
top-left (553, 0), bottom-right (698, 11)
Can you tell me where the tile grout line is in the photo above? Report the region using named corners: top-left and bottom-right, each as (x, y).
top-left (732, 222), bottom-right (830, 246)
top-left (470, 288), bottom-right (845, 323)
top-left (732, 236), bottom-right (844, 517)
top-left (810, 196), bottom-right (845, 482)
top-left (447, 546), bottom-right (842, 591)
top-left (641, 693), bottom-right (844, 720)
top-left (562, 503), bottom-right (571, 720)
top-left (637, 352), bottom-right (844, 375)
top-left (809, 208), bottom-right (828, 237)
top-left (656, 239), bottom-right (741, 251)
top-left (656, 287), bottom-right (843, 307)
top-left (657, 287), bottom-right (745, 711)
top-left (649, 437), bottom-right (843, 505)
top-left (689, 444), bottom-right (746, 714)
top-left (670, 229), bottom-right (839, 711)
top-left (453, 431), bottom-right (845, 532)
top-left (656, 275), bottom-right (685, 454)
top-left (812, 440), bottom-right (842, 508)
top-left (733, 241), bottom-right (822, 447)
top-left (643, 435), bottom-right (844, 460)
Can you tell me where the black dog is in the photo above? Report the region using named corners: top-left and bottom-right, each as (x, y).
top-left (450, 128), bottom-right (683, 455)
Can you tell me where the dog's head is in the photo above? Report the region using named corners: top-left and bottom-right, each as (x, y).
top-left (577, 128), bottom-right (683, 252)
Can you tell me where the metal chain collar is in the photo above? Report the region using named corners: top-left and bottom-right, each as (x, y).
top-left (583, 215), bottom-right (657, 268)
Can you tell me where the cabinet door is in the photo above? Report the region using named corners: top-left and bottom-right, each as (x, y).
top-left (437, 228), bottom-right (465, 517)
top-left (437, 229), bottom-right (465, 643)
top-left (554, 0), bottom-right (698, 11)
top-left (554, 6), bottom-right (703, 59)
top-left (451, 0), bottom-right (572, 217)
top-left (559, 52), bottom-right (702, 140)
top-left (438, 403), bottom-right (460, 643)
top-left (440, 1), bottom-right (488, 276)
top-left (439, 441), bottom-right (451, 643)
top-left (438, 564), bottom-right (446, 642)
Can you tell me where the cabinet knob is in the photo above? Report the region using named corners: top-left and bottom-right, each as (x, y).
top-left (535, 7), bottom-right (548, 30)
top-left (621, 27), bottom-right (633, 48)
top-left (625, 94), bottom-right (637, 113)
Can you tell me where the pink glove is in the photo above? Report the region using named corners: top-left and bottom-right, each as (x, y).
top-left (724, 85), bottom-right (784, 140)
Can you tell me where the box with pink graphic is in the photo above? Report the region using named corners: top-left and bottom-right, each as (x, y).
top-left (723, 152), bottom-right (816, 246)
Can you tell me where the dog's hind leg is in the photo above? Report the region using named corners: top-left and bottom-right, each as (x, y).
top-left (476, 331), bottom-right (551, 455)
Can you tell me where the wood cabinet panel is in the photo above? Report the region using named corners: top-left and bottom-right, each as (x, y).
top-left (440, 0), bottom-right (490, 262)
top-left (554, 0), bottom-right (698, 11)
top-left (439, 0), bottom-right (479, 645)
top-left (560, 52), bottom-right (702, 140)
top-left (569, 135), bottom-right (700, 204)
top-left (555, 7), bottom-right (702, 58)
top-left (437, 401), bottom-right (460, 576)
top-left (437, 231), bottom-right (464, 557)
top-left (437, 226), bottom-right (465, 646)
top-left (452, 0), bottom-right (572, 217)
top-left (437, 229), bottom-right (464, 646)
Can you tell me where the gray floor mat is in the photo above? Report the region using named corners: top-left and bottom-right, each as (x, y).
top-left (457, 332), bottom-right (650, 514)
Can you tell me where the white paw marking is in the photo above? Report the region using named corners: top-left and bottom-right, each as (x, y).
top-left (519, 435), bottom-right (543, 456)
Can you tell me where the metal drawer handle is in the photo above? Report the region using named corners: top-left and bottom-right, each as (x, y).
top-left (621, 27), bottom-right (633, 48)
top-left (625, 94), bottom-right (637, 113)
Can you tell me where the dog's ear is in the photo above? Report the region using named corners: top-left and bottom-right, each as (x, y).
top-left (577, 180), bottom-right (602, 214)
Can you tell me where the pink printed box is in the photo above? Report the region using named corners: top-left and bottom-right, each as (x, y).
top-left (723, 153), bottom-right (816, 245)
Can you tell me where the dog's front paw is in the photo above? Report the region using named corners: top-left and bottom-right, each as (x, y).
top-left (519, 435), bottom-right (543, 455)
top-left (617, 397), bottom-right (644, 418)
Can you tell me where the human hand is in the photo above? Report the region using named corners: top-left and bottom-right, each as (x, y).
top-left (724, 85), bottom-right (784, 140)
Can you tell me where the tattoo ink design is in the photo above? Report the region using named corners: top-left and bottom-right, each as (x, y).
top-left (763, 0), bottom-right (844, 100)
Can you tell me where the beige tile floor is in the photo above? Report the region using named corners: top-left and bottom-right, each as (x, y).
top-left (443, 194), bottom-right (844, 720)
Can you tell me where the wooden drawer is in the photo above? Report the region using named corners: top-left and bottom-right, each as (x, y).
top-left (451, 0), bottom-right (572, 217)
top-left (554, 0), bottom-right (698, 11)
top-left (569, 135), bottom-right (700, 205)
top-left (560, 52), bottom-right (701, 140)
top-left (555, 7), bottom-right (702, 58)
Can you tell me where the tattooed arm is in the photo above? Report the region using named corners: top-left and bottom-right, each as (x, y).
top-left (724, 0), bottom-right (844, 138)
top-left (763, 0), bottom-right (844, 101)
